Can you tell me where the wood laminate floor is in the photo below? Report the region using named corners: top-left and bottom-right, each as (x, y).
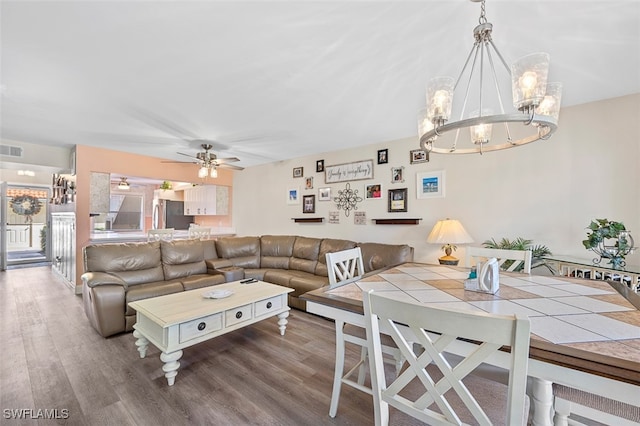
top-left (0, 267), bottom-right (512, 425)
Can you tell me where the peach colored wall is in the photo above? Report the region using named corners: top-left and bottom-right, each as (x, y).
top-left (74, 144), bottom-right (234, 290)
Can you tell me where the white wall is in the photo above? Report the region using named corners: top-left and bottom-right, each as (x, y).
top-left (232, 94), bottom-right (640, 267)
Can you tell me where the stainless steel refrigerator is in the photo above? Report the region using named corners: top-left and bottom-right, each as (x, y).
top-left (152, 199), bottom-right (194, 230)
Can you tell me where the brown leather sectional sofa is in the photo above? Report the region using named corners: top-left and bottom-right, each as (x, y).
top-left (82, 235), bottom-right (414, 337)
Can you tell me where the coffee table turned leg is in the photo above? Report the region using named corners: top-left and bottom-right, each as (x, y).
top-left (160, 350), bottom-right (183, 386)
top-left (133, 330), bottom-right (149, 358)
top-left (277, 311), bottom-right (290, 336)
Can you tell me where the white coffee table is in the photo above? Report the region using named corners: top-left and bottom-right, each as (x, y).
top-left (128, 280), bottom-right (294, 385)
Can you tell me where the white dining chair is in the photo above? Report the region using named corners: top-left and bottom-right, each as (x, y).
top-left (147, 228), bottom-right (174, 242)
top-left (552, 383), bottom-right (640, 426)
top-left (466, 246), bottom-right (532, 273)
top-left (325, 248), bottom-right (405, 418)
top-left (364, 289), bottom-right (531, 426)
top-left (188, 226), bottom-right (212, 240)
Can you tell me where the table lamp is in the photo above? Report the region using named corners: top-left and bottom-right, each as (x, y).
top-left (427, 218), bottom-right (473, 265)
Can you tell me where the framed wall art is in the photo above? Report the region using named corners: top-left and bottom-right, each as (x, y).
top-left (365, 184), bottom-right (382, 199)
top-left (416, 170), bottom-right (445, 199)
top-left (303, 195), bottom-right (316, 213)
top-left (388, 188), bottom-right (408, 212)
top-left (305, 177), bottom-right (313, 189)
top-left (316, 159), bottom-right (325, 173)
top-left (287, 187), bottom-right (300, 204)
top-left (318, 187), bottom-right (331, 201)
top-left (293, 167), bottom-right (304, 178)
top-left (391, 166), bottom-right (404, 183)
top-left (377, 149), bottom-right (388, 164)
top-left (410, 149), bottom-right (429, 164)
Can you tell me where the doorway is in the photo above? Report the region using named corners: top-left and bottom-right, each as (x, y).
top-left (3, 185), bottom-right (51, 268)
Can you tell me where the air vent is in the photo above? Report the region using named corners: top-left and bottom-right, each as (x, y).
top-left (0, 145), bottom-right (23, 157)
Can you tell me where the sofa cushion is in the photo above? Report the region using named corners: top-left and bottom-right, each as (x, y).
top-left (260, 235), bottom-right (296, 269)
top-left (161, 240), bottom-right (207, 280)
top-left (181, 274), bottom-right (226, 291)
top-left (216, 236), bottom-right (261, 268)
top-left (358, 242), bottom-right (414, 273)
top-left (289, 236), bottom-right (321, 274)
top-left (289, 274), bottom-right (329, 297)
top-left (314, 238), bottom-right (357, 277)
top-left (125, 280), bottom-right (184, 315)
top-left (202, 239), bottom-right (219, 260)
top-left (263, 269), bottom-right (312, 287)
top-left (84, 241), bottom-right (164, 287)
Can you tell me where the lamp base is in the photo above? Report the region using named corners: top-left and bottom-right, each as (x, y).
top-left (438, 255), bottom-right (460, 266)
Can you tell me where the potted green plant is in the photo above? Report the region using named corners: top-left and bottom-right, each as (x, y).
top-left (582, 219), bottom-right (635, 268)
top-left (160, 181), bottom-right (172, 190)
top-left (483, 237), bottom-right (555, 273)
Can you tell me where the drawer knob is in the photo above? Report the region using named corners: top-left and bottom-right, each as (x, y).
top-left (235, 311), bottom-right (243, 319)
top-left (266, 301), bottom-right (273, 309)
top-left (197, 322), bottom-right (206, 331)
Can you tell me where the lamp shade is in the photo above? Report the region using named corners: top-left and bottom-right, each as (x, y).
top-left (427, 219), bottom-right (474, 245)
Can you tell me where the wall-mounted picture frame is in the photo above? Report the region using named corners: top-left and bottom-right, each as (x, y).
top-left (318, 187), bottom-right (331, 201)
top-left (305, 177), bottom-right (313, 189)
top-left (293, 167), bottom-right (304, 178)
top-left (416, 170), bottom-right (445, 199)
top-left (287, 187), bottom-right (300, 204)
top-left (303, 195), bottom-right (316, 213)
top-left (377, 149), bottom-right (388, 164)
top-left (410, 149), bottom-right (429, 164)
top-left (391, 166), bottom-right (404, 183)
top-left (388, 188), bottom-right (408, 212)
top-left (316, 159), bottom-right (324, 173)
top-left (365, 183), bottom-right (382, 199)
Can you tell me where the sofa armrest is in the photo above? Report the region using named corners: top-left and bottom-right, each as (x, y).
top-left (81, 271), bottom-right (128, 289)
top-left (205, 259), bottom-right (234, 270)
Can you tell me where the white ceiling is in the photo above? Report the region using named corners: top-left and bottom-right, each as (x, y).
top-left (2, 1), bottom-right (639, 168)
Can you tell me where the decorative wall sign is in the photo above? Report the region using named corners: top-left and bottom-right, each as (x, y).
top-left (303, 195), bottom-right (316, 213)
top-left (388, 188), bottom-right (408, 212)
top-left (287, 187), bottom-right (300, 204)
top-left (416, 170), bottom-right (445, 199)
top-left (333, 183), bottom-right (363, 217)
top-left (329, 211), bottom-right (340, 224)
top-left (325, 159), bottom-right (374, 183)
top-left (391, 166), bottom-right (405, 183)
top-left (354, 211), bottom-right (367, 225)
top-left (410, 149), bottom-right (429, 164)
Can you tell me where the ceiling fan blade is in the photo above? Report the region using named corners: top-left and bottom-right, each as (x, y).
top-left (177, 152), bottom-right (200, 160)
top-left (161, 160), bottom-right (197, 164)
top-left (218, 163), bottom-right (244, 171)
top-left (215, 157), bottom-right (240, 163)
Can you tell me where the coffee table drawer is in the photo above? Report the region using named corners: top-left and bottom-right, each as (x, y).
top-left (179, 313), bottom-right (223, 343)
top-left (225, 304), bottom-right (253, 326)
top-left (255, 295), bottom-right (284, 317)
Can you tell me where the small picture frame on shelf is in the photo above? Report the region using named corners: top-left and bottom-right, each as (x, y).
top-left (410, 149), bottom-right (429, 164)
top-left (318, 187), bottom-right (331, 201)
top-left (377, 149), bottom-right (388, 164)
top-left (388, 188), bottom-right (408, 212)
top-left (391, 166), bottom-right (404, 183)
top-left (303, 195), bottom-right (316, 213)
top-left (293, 167), bottom-right (304, 178)
top-left (316, 159), bottom-right (324, 173)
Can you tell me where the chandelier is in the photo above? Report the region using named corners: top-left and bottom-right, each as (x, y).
top-left (418, 0), bottom-right (562, 155)
top-left (117, 177), bottom-right (130, 190)
top-left (198, 164), bottom-right (218, 179)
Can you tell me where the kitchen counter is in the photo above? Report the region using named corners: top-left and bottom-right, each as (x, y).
top-left (89, 228), bottom-right (236, 243)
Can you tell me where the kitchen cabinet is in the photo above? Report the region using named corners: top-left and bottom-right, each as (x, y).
top-left (153, 189), bottom-right (183, 201)
top-left (184, 185), bottom-right (228, 215)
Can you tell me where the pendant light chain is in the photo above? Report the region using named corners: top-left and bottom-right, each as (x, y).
top-left (478, 0), bottom-right (487, 25)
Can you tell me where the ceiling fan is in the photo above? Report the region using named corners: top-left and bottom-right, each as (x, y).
top-left (164, 143), bottom-right (244, 177)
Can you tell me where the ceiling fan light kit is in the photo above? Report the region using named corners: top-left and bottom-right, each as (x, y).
top-left (168, 143), bottom-right (244, 178)
top-left (418, 0), bottom-right (562, 155)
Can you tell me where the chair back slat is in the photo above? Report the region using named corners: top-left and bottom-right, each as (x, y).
top-left (466, 246), bottom-right (532, 274)
top-left (326, 247), bottom-right (364, 288)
